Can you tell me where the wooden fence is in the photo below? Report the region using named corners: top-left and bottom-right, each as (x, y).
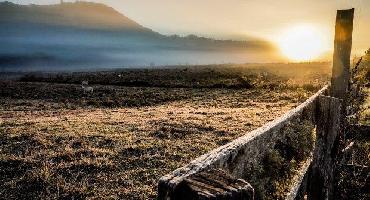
top-left (157, 8), bottom-right (355, 200)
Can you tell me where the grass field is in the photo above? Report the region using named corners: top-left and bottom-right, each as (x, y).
top-left (0, 63), bottom-right (330, 199)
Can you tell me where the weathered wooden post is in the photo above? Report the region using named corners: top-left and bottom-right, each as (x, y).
top-left (309, 96), bottom-right (342, 200)
top-left (330, 8), bottom-right (355, 99)
top-left (308, 8), bottom-right (354, 200)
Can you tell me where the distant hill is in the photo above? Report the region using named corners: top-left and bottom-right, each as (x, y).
top-left (0, 1), bottom-right (278, 71)
top-left (0, 1), bottom-right (150, 31)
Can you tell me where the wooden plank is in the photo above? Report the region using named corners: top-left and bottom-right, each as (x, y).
top-left (158, 86), bottom-right (328, 200)
top-left (308, 96), bottom-right (342, 200)
top-left (331, 8), bottom-right (355, 99)
top-left (173, 168), bottom-right (254, 200)
top-left (286, 158), bottom-right (312, 200)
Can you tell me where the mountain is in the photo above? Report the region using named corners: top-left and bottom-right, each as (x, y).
top-left (0, 1), bottom-right (278, 71)
top-left (0, 1), bottom-right (151, 31)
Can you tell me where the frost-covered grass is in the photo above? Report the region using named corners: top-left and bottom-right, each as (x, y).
top-left (0, 64), bottom-right (329, 199)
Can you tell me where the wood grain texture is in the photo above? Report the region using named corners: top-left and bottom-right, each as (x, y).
top-left (308, 96), bottom-right (342, 200)
top-left (173, 168), bottom-right (254, 200)
top-left (331, 8), bottom-right (354, 100)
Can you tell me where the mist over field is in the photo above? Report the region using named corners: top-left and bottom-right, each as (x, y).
top-left (0, 1), bottom-right (279, 71)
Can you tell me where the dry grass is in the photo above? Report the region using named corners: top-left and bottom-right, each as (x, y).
top-left (360, 88), bottom-right (370, 125)
top-left (334, 51), bottom-right (370, 200)
top-left (0, 64), bottom-right (329, 199)
top-left (335, 87), bottom-right (370, 200)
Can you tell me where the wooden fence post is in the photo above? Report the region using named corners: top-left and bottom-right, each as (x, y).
top-left (308, 96), bottom-right (342, 200)
top-left (330, 8), bottom-right (354, 99)
top-left (308, 9), bottom-right (354, 200)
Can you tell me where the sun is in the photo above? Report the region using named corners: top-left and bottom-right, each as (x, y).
top-left (276, 25), bottom-right (328, 62)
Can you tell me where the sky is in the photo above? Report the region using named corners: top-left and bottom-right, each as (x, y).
top-left (8, 0), bottom-right (370, 57)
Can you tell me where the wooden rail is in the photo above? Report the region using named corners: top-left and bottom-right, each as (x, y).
top-left (157, 8), bottom-right (354, 200)
top-left (158, 86), bottom-right (329, 199)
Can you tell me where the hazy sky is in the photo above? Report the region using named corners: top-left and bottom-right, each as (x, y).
top-left (9, 0), bottom-right (370, 55)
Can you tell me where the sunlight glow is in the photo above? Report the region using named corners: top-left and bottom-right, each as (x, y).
top-left (276, 25), bottom-right (328, 62)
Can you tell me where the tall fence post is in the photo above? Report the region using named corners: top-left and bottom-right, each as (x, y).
top-left (307, 8), bottom-right (355, 200)
top-left (330, 8), bottom-right (354, 99)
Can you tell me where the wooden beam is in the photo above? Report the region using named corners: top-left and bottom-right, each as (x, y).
top-left (331, 8), bottom-right (355, 99)
top-left (157, 86), bottom-right (328, 200)
top-left (173, 169), bottom-right (254, 200)
top-left (286, 158), bottom-right (312, 200)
